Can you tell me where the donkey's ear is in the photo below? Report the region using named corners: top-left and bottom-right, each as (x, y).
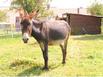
top-left (29, 10), bottom-right (39, 19)
top-left (19, 9), bottom-right (24, 19)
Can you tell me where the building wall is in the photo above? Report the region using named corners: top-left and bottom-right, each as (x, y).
top-left (62, 14), bottom-right (101, 35)
top-left (6, 9), bottom-right (19, 25)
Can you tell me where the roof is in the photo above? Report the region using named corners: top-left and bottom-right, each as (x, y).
top-left (62, 13), bottom-right (103, 18)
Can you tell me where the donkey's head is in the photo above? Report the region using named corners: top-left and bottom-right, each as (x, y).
top-left (20, 10), bottom-right (38, 43)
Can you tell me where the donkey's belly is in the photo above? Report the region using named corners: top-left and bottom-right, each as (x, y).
top-left (48, 40), bottom-right (64, 45)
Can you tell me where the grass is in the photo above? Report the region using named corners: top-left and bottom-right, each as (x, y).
top-left (0, 34), bottom-right (103, 76)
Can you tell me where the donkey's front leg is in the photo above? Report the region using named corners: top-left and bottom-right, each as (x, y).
top-left (40, 42), bottom-right (49, 70)
top-left (43, 42), bottom-right (49, 70)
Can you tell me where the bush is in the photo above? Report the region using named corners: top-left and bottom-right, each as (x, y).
top-left (88, 2), bottom-right (103, 16)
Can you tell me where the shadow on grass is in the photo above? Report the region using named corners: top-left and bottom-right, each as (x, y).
top-left (72, 34), bottom-right (103, 40)
top-left (17, 66), bottom-right (43, 76)
top-left (17, 64), bottom-right (60, 76)
top-left (9, 58), bottom-right (60, 76)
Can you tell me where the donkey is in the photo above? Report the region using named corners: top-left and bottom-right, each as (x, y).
top-left (20, 11), bottom-right (71, 70)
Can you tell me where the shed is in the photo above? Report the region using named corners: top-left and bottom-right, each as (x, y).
top-left (60, 13), bottom-right (102, 35)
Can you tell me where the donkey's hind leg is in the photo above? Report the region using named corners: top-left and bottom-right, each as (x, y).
top-left (60, 38), bottom-right (68, 64)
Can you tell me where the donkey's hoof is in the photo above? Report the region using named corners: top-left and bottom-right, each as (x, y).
top-left (42, 67), bottom-right (49, 71)
top-left (62, 61), bottom-right (66, 64)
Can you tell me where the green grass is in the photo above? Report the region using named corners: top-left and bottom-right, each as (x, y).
top-left (0, 34), bottom-right (103, 76)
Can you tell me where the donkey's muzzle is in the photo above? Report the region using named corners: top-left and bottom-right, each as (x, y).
top-left (22, 38), bottom-right (29, 43)
top-left (22, 33), bottom-right (29, 43)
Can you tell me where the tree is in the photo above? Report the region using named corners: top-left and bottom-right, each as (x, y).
top-left (0, 11), bottom-right (7, 22)
top-left (88, 2), bottom-right (103, 16)
top-left (10, 0), bottom-right (50, 17)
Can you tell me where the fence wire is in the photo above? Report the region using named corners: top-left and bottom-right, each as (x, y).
top-left (0, 23), bottom-right (21, 38)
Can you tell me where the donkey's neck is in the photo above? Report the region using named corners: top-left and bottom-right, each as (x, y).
top-left (31, 26), bottom-right (42, 41)
top-left (32, 25), bottom-right (40, 33)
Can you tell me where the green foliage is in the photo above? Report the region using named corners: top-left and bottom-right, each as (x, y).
top-left (88, 2), bottom-right (103, 16)
top-left (0, 11), bottom-right (7, 22)
top-left (11, 0), bottom-right (48, 17)
top-left (11, 0), bottom-right (43, 13)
